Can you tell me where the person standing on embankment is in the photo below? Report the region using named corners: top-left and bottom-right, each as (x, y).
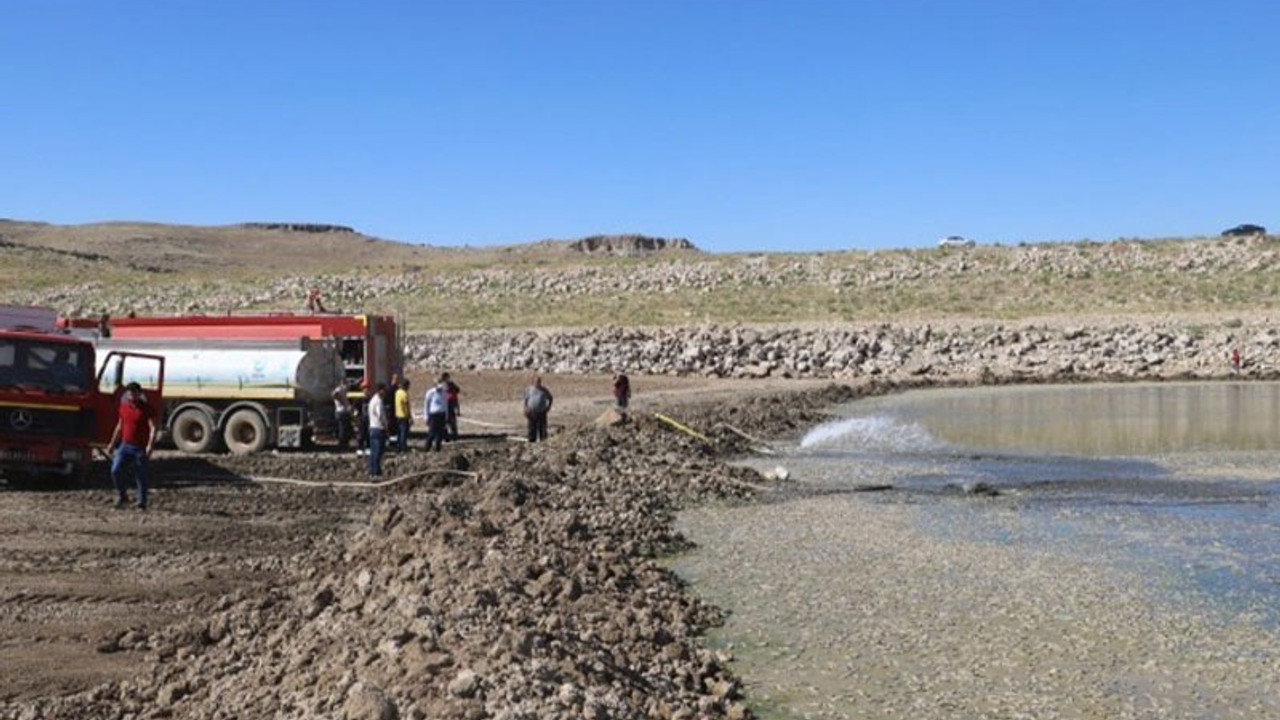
top-left (523, 375), bottom-right (554, 443)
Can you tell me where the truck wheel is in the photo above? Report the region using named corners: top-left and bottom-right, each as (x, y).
top-left (172, 408), bottom-right (218, 454)
top-left (223, 409), bottom-right (268, 455)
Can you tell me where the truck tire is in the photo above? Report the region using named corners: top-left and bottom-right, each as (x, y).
top-left (223, 409), bottom-right (269, 455)
top-left (172, 408), bottom-right (218, 454)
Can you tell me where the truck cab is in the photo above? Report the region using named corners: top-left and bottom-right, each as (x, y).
top-left (0, 306), bottom-right (164, 485)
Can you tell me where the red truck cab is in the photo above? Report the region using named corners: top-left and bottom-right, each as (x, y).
top-left (0, 306), bottom-right (163, 485)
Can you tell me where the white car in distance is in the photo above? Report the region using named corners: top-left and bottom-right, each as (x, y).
top-left (938, 235), bottom-right (976, 248)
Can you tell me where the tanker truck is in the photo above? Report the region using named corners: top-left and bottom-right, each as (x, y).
top-left (93, 337), bottom-right (344, 455)
top-left (64, 312), bottom-right (403, 392)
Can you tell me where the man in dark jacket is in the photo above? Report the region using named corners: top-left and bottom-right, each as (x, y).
top-left (522, 375), bottom-right (554, 443)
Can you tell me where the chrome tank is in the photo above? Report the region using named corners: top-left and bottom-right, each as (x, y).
top-left (95, 339), bottom-right (343, 403)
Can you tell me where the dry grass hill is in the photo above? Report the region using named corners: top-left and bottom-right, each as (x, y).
top-left (2, 218), bottom-right (1276, 331)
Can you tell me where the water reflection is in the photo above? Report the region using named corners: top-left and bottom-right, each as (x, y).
top-left (832, 381), bottom-right (1280, 455)
top-left (789, 381), bottom-right (1280, 623)
top-left (677, 383), bottom-right (1280, 720)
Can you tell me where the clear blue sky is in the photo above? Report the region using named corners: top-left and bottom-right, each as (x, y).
top-left (4, 1), bottom-right (1277, 252)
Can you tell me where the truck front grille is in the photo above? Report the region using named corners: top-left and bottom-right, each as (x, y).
top-left (0, 405), bottom-right (94, 438)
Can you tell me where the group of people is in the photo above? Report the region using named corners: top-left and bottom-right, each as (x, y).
top-left (331, 370), bottom-right (631, 476)
top-left (105, 368), bottom-right (629, 499)
top-left (103, 369), bottom-right (636, 504)
top-left (332, 374), bottom-right (463, 476)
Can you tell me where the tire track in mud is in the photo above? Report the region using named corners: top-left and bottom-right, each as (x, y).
top-left (0, 459), bottom-right (376, 703)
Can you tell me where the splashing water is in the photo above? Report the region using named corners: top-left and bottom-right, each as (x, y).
top-left (799, 415), bottom-right (944, 453)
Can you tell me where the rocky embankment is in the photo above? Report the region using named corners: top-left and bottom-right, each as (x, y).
top-left (6, 388), bottom-right (854, 720)
top-left (408, 318), bottom-right (1269, 380)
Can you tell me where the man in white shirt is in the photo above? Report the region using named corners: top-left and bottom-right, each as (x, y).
top-left (367, 382), bottom-right (389, 476)
top-left (422, 377), bottom-right (450, 452)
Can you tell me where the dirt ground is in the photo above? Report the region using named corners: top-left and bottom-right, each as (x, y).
top-left (0, 371), bottom-right (829, 705)
top-left (410, 370), bottom-right (831, 433)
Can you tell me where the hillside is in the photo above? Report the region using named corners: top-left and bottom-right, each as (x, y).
top-left (1, 219), bottom-right (1276, 331)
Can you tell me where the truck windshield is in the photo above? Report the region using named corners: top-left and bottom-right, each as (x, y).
top-left (0, 339), bottom-right (91, 393)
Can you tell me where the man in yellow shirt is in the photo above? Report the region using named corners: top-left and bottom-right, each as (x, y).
top-left (394, 378), bottom-right (412, 452)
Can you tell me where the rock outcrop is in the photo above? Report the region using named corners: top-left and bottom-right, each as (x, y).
top-left (238, 222), bottom-right (356, 234)
top-left (566, 235), bottom-right (698, 255)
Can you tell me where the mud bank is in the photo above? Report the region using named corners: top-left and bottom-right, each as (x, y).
top-left (1, 384), bottom-right (858, 720)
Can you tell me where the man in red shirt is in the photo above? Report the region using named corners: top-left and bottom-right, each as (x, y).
top-left (108, 382), bottom-right (157, 510)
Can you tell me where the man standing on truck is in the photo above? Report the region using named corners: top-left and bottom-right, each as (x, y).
top-left (305, 286), bottom-right (328, 313)
top-left (107, 382), bottom-right (156, 510)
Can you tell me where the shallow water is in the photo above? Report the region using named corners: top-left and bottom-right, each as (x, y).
top-left (787, 382), bottom-right (1280, 618)
top-left (674, 382), bottom-right (1280, 718)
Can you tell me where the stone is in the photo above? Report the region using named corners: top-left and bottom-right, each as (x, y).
top-left (342, 682), bottom-right (399, 720)
top-left (447, 669), bottom-right (481, 698)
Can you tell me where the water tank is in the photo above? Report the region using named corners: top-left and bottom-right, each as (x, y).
top-left (96, 339), bottom-right (343, 403)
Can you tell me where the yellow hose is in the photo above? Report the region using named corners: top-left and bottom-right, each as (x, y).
top-left (652, 412), bottom-right (712, 444)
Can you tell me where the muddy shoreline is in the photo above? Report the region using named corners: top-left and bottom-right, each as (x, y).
top-left (0, 380), bottom-right (861, 720)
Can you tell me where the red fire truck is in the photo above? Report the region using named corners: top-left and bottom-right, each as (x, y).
top-left (1, 306), bottom-right (164, 485)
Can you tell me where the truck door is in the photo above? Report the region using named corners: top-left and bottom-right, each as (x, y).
top-left (93, 352), bottom-right (166, 447)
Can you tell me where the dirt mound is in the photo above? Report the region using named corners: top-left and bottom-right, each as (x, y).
top-left (4, 388), bottom-right (831, 719)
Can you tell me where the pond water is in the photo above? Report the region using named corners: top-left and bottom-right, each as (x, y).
top-left (789, 381), bottom-right (1280, 621)
top-left (672, 382), bottom-right (1280, 718)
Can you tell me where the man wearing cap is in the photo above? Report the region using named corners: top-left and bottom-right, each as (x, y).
top-left (107, 382), bottom-right (157, 510)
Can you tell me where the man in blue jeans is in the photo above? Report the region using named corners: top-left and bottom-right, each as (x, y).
top-left (366, 381), bottom-right (389, 476)
top-left (107, 382), bottom-right (157, 510)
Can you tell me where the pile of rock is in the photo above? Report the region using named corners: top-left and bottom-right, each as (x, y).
top-left (13, 414), bottom-right (804, 720)
top-left (406, 319), bottom-right (1274, 382)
